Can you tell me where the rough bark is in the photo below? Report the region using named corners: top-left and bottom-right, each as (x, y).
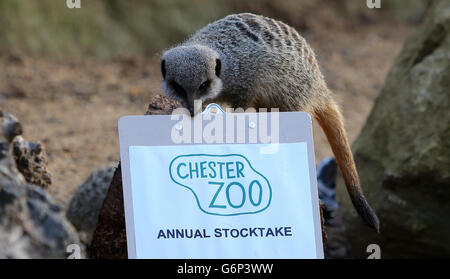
top-left (89, 95), bottom-right (180, 258)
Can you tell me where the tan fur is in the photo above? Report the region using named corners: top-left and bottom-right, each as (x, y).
top-left (314, 97), bottom-right (379, 232)
top-left (315, 99), bottom-right (360, 192)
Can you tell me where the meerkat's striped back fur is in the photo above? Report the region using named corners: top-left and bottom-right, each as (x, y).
top-left (161, 13), bottom-right (380, 232)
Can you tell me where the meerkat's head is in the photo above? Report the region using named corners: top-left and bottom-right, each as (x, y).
top-left (161, 45), bottom-right (223, 115)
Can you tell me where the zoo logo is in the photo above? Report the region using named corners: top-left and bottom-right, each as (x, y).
top-left (169, 154), bottom-right (272, 216)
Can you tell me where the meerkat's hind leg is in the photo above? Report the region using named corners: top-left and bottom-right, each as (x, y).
top-left (313, 96), bottom-right (380, 232)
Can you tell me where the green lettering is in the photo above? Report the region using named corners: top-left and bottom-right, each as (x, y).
top-left (236, 161), bottom-right (245, 178)
top-left (217, 162), bottom-right (225, 179)
top-left (209, 181), bottom-right (226, 208)
top-left (249, 180), bottom-right (263, 206)
top-left (200, 161), bottom-right (207, 178)
top-left (189, 162), bottom-right (198, 179)
top-left (226, 162), bottom-right (235, 179)
top-left (208, 161), bottom-right (217, 178)
top-left (226, 182), bottom-right (246, 208)
top-left (177, 163), bottom-right (188, 179)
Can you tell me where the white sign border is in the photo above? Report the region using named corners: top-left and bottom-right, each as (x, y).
top-left (118, 112), bottom-right (324, 259)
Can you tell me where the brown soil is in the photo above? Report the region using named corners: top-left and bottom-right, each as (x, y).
top-left (0, 16), bottom-right (413, 207)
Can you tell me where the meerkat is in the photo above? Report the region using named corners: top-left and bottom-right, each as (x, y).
top-left (161, 13), bottom-right (379, 232)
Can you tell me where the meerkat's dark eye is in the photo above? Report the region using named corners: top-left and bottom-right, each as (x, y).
top-left (170, 81), bottom-right (186, 99)
top-left (215, 59), bottom-right (221, 77)
top-left (198, 80), bottom-right (210, 94)
top-left (161, 60), bottom-right (166, 79)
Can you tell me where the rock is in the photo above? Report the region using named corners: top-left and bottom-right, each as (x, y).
top-left (336, 0), bottom-right (450, 258)
top-left (12, 136), bottom-right (51, 189)
top-left (89, 163), bottom-right (127, 258)
top-left (317, 157), bottom-right (339, 222)
top-left (0, 111), bottom-right (26, 187)
top-left (146, 94), bottom-right (182, 115)
top-left (66, 165), bottom-right (115, 245)
top-left (316, 158), bottom-right (350, 258)
top-left (1, 110), bottom-right (81, 258)
top-left (0, 183), bottom-right (82, 258)
top-left (324, 212), bottom-right (350, 259)
top-left (0, 111), bottom-right (22, 143)
top-left (1, 111), bottom-right (51, 189)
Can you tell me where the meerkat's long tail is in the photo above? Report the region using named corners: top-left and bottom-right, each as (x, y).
top-left (314, 99), bottom-right (380, 233)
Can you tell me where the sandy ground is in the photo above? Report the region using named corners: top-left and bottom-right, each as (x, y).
top-left (0, 17), bottom-right (412, 207)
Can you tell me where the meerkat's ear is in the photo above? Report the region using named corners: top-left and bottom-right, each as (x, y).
top-left (161, 59), bottom-right (166, 79)
top-left (215, 59), bottom-right (221, 77)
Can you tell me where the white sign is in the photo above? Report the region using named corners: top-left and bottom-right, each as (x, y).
top-left (119, 111), bottom-right (323, 259)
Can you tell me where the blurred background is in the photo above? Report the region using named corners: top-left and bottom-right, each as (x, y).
top-left (0, 0), bottom-right (427, 205)
top-left (2, 0), bottom-right (448, 258)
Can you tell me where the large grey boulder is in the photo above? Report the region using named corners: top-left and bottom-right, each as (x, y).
top-left (337, 0), bottom-right (450, 258)
top-left (66, 165), bottom-right (116, 245)
top-left (0, 110), bottom-right (82, 258)
top-left (0, 183), bottom-right (82, 258)
top-left (0, 111), bottom-right (25, 186)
